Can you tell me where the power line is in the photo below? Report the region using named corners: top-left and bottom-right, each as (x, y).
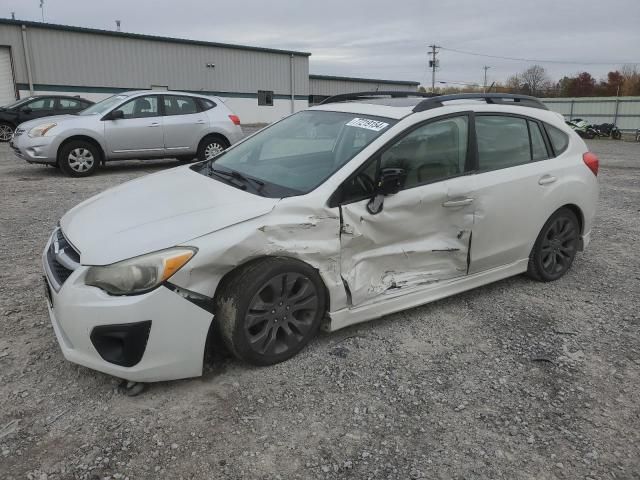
top-left (440, 46), bottom-right (640, 66)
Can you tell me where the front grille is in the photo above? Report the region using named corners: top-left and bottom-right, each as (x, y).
top-left (13, 128), bottom-right (24, 137)
top-left (45, 228), bottom-right (80, 290)
top-left (11, 145), bottom-right (23, 158)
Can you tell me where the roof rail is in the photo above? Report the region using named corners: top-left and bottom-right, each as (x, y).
top-left (412, 93), bottom-right (548, 112)
top-left (318, 91), bottom-right (433, 105)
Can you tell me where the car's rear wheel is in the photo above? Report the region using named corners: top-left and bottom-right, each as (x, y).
top-left (197, 135), bottom-right (229, 161)
top-left (0, 122), bottom-right (14, 142)
top-left (612, 129), bottom-right (622, 140)
top-left (58, 140), bottom-right (100, 177)
top-left (215, 258), bottom-right (326, 366)
top-left (527, 208), bottom-right (580, 282)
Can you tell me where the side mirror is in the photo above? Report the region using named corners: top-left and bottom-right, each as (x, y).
top-left (109, 109), bottom-right (125, 120)
top-left (367, 167), bottom-right (406, 214)
top-left (21, 107), bottom-right (32, 114)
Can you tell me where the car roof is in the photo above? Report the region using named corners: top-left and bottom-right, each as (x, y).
top-left (310, 92), bottom-right (555, 122)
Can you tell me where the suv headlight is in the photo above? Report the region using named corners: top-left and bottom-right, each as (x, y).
top-left (85, 248), bottom-right (196, 295)
top-left (28, 122), bottom-right (57, 138)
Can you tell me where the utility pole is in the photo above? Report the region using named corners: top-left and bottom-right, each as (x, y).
top-left (483, 66), bottom-right (491, 93)
top-left (39, 0), bottom-right (45, 22)
top-left (115, 20), bottom-right (121, 31)
top-left (11, 12), bottom-right (15, 20)
top-left (428, 44), bottom-right (440, 93)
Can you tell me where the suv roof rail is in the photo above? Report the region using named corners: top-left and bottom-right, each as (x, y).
top-left (412, 93), bottom-right (548, 112)
top-left (318, 91), bottom-right (434, 105)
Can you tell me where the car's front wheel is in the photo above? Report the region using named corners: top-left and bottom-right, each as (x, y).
top-left (0, 122), bottom-right (14, 142)
top-left (527, 208), bottom-right (580, 282)
top-left (215, 258), bottom-right (326, 366)
top-left (197, 135), bottom-right (229, 161)
top-left (58, 140), bottom-right (100, 177)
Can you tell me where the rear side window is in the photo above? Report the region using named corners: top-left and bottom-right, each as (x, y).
top-left (528, 120), bottom-right (549, 161)
top-left (476, 116), bottom-right (530, 171)
top-left (163, 96), bottom-right (198, 116)
top-left (545, 124), bottom-right (570, 156)
top-left (198, 98), bottom-right (216, 110)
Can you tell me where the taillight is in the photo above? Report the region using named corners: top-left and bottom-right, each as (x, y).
top-left (582, 152), bottom-right (599, 176)
top-left (228, 114), bottom-right (241, 126)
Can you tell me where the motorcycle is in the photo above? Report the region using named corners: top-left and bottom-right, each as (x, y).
top-left (566, 118), bottom-right (597, 139)
top-left (592, 122), bottom-right (622, 140)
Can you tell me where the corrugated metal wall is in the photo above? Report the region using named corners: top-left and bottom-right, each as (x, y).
top-left (542, 97), bottom-right (640, 130)
top-left (0, 22), bottom-right (309, 97)
top-left (309, 76), bottom-right (419, 96)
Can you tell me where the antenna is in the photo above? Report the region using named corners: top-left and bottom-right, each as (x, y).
top-left (115, 20), bottom-right (121, 31)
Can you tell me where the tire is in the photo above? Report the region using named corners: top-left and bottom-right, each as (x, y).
top-left (58, 140), bottom-right (100, 177)
top-left (197, 135), bottom-right (229, 162)
top-left (0, 122), bottom-right (14, 142)
top-left (215, 257), bottom-right (326, 366)
top-left (527, 208), bottom-right (580, 282)
top-left (584, 130), bottom-right (596, 140)
top-left (612, 130), bottom-right (622, 140)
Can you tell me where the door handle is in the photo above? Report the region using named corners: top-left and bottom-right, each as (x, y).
top-left (148, 122), bottom-right (160, 127)
top-left (538, 175), bottom-right (557, 185)
top-left (442, 198), bottom-right (474, 208)
top-left (196, 120), bottom-right (206, 124)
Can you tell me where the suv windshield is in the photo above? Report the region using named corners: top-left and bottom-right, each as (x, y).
top-left (193, 110), bottom-right (395, 197)
top-left (78, 94), bottom-right (128, 116)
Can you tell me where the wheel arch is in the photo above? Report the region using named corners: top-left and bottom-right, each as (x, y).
top-left (211, 254), bottom-right (331, 313)
top-left (198, 131), bottom-right (230, 150)
top-left (57, 135), bottom-right (106, 165)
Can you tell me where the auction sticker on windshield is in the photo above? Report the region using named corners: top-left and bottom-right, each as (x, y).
top-left (345, 118), bottom-right (390, 132)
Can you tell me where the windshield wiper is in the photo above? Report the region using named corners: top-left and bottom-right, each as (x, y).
top-left (209, 166), bottom-right (264, 191)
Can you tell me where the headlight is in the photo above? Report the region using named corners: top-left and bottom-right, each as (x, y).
top-left (28, 122), bottom-right (57, 138)
top-left (85, 248), bottom-right (196, 295)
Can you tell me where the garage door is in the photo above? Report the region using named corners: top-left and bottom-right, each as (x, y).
top-left (0, 47), bottom-right (16, 107)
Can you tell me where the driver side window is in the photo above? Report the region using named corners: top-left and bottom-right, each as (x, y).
top-left (380, 115), bottom-right (468, 189)
top-left (117, 96), bottom-right (159, 119)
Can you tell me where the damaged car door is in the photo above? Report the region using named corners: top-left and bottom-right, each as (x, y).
top-left (337, 115), bottom-right (475, 306)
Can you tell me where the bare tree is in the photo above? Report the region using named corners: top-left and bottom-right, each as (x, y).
top-left (505, 74), bottom-right (522, 93)
top-left (519, 65), bottom-right (551, 96)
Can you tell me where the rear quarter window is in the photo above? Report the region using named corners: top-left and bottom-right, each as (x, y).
top-left (545, 124), bottom-right (570, 156)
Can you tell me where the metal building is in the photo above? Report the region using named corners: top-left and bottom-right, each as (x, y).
top-left (0, 18), bottom-right (420, 123)
top-left (0, 19), bottom-right (310, 123)
top-left (309, 74), bottom-right (420, 105)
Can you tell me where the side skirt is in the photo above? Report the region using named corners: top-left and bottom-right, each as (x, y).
top-left (327, 258), bottom-right (528, 332)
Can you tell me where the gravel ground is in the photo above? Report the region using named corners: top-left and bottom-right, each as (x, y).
top-left (0, 137), bottom-right (639, 480)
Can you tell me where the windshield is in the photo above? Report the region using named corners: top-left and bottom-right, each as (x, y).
top-left (193, 110), bottom-right (396, 197)
top-left (78, 94), bottom-right (128, 115)
top-left (2, 97), bottom-right (34, 109)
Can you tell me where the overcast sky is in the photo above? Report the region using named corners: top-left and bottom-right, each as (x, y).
top-left (4, 0), bottom-right (640, 87)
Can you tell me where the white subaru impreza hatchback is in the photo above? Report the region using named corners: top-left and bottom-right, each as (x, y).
top-left (43, 93), bottom-right (599, 383)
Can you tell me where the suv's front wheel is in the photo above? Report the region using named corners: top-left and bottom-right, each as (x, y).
top-left (59, 140), bottom-right (100, 177)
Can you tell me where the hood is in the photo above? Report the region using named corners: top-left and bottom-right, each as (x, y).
top-left (60, 166), bottom-right (279, 265)
top-left (18, 114), bottom-right (78, 130)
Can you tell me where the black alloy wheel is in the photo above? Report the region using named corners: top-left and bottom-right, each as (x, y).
top-left (216, 258), bottom-right (326, 366)
top-left (528, 208), bottom-right (580, 282)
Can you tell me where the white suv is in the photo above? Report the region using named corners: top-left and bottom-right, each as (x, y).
top-left (11, 90), bottom-right (243, 177)
top-left (42, 93), bottom-right (598, 384)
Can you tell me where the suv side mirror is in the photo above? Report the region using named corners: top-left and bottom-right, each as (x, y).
top-left (109, 109), bottom-right (125, 120)
top-left (367, 167), bottom-right (406, 214)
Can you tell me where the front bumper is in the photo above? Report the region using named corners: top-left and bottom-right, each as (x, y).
top-left (11, 129), bottom-right (59, 164)
top-left (42, 236), bottom-right (214, 382)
